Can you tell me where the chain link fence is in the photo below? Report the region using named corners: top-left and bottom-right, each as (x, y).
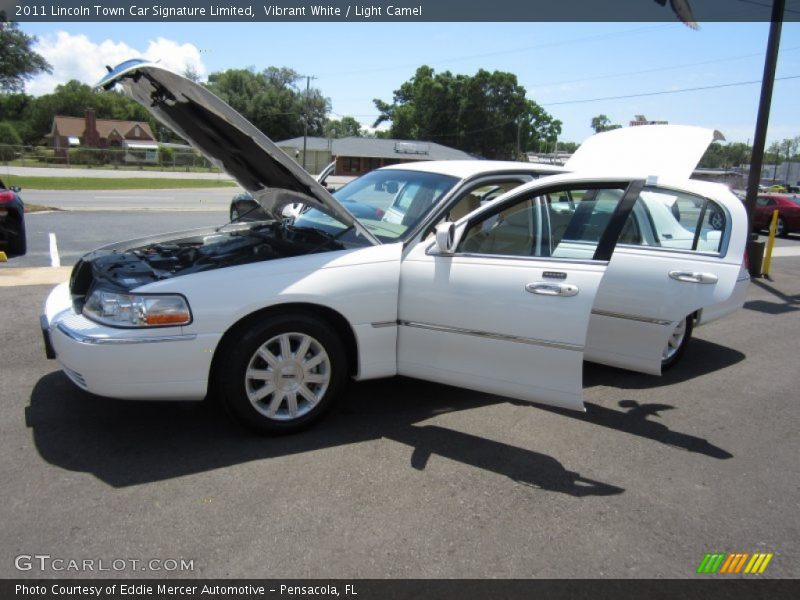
top-left (0, 144), bottom-right (222, 172)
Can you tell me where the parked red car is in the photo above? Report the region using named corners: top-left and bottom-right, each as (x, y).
top-left (753, 194), bottom-right (800, 237)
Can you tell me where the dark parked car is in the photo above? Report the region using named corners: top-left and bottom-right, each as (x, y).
top-left (230, 160), bottom-right (340, 222)
top-left (0, 179), bottom-right (26, 256)
top-left (753, 194), bottom-right (800, 237)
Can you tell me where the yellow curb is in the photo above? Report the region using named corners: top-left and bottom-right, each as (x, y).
top-left (0, 266), bottom-right (72, 287)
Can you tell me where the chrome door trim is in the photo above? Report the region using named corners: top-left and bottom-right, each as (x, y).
top-left (399, 320), bottom-right (583, 352)
top-left (590, 309), bottom-right (673, 327)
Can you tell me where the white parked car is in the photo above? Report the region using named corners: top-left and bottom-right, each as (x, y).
top-left (41, 61), bottom-right (749, 433)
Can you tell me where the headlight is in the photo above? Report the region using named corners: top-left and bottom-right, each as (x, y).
top-left (83, 290), bottom-right (192, 328)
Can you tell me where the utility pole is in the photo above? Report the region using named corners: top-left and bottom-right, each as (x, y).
top-left (744, 0), bottom-right (784, 226)
top-left (302, 75), bottom-right (317, 172)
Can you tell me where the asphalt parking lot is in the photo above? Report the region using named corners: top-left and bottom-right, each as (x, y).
top-left (1, 243), bottom-right (799, 578)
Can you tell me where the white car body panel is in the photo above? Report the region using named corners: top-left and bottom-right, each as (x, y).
top-left (46, 243), bottom-right (403, 400)
top-left (397, 240), bottom-right (607, 410)
top-left (565, 124), bottom-right (722, 180)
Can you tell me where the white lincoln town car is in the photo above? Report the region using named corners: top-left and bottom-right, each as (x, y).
top-left (41, 60), bottom-right (749, 433)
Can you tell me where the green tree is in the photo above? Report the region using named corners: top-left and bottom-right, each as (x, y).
top-left (323, 116), bottom-right (364, 138)
top-left (17, 80), bottom-right (161, 145)
top-left (590, 114), bottom-right (621, 133)
top-left (206, 67), bottom-right (329, 141)
top-left (699, 142), bottom-right (754, 169)
top-left (0, 121), bottom-right (22, 161)
top-left (373, 66), bottom-right (560, 159)
top-left (0, 19), bottom-right (52, 93)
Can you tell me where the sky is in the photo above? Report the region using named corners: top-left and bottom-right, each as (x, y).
top-left (18, 19), bottom-right (800, 146)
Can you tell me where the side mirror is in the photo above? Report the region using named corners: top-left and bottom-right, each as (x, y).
top-left (10, 186), bottom-right (21, 193)
top-left (434, 222), bottom-right (457, 255)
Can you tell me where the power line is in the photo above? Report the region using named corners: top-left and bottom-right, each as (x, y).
top-left (542, 74), bottom-right (800, 106)
top-left (528, 46), bottom-right (800, 89)
top-left (319, 24), bottom-right (673, 79)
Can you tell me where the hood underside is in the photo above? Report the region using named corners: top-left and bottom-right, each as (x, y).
top-left (97, 59), bottom-right (378, 245)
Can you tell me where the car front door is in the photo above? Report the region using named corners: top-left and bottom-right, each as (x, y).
top-left (396, 179), bottom-right (643, 411)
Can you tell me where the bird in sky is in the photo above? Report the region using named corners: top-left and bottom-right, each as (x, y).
top-left (654, 0), bottom-right (700, 30)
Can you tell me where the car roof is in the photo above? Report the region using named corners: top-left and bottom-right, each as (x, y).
top-left (505, 172), bottom-right (743, 208)
top-left (378, 160), bottom-right (568, 179)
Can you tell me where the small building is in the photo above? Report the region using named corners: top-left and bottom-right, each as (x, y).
top-left (276, 136), bottom-right (474, 176)
top-left (47, 110), bottom-right (156, 162)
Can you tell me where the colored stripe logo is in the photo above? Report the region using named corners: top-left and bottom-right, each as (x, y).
top-left (696, 552), bottom-right (773, 574)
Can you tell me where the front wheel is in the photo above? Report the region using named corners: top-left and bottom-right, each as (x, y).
top-left (661, 315), bottom-right (693, 371)
top-left (218, 314), bottom-right (347, 434)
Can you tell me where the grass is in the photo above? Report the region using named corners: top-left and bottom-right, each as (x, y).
top-left (7, 159), bottom-right (225, 174)
top-left (4, 175), bottom-right (237, 191)
top-left (25, 203), bottom-right (60, 213)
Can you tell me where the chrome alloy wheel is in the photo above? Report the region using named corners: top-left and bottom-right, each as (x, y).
top-left (244, 332), bottom-right (331, 421)
top-left (662, 318), bottom-right (687, 362)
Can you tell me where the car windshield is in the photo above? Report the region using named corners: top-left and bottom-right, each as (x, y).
top-left (293, 169), bottom-right (459, 243)
top-left (788, 196), bottom-right (800, 206)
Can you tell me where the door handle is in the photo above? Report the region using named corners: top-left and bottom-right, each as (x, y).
top-left (525, 282), bottom-right (579, 297)
top-left (668, 271), bottom-right (719, 284)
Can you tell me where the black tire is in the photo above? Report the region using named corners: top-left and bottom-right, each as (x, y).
top-left (661, 315), bottom-right (693, 371)
top-left (6, 216), bottom-right (26, 256)
top-left (708, 209), bottom-right (726, 231)
top-left (217, 313), bottom-right (347, 434)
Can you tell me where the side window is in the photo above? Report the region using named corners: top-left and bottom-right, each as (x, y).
top-left (756, 197), bottom-right (769, 207)
top-left (620, 187), bottom-right (726, 254)
top-left (447, 180), bottom-right (526, 222)
top-left (456, 186), bottom-right (627, 259)
top-left (423, 179), bottom-right (527, 239)
top-left (459, 199), bottom-right (539, 256)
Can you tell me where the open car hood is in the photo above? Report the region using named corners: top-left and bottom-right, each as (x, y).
top-left (97, 60), bottom-right (379, 245)
top-left (566, 124), bottom-right (724, 180)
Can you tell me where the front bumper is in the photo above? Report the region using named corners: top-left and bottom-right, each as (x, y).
top-left (42, 282), bottom-right (220, 401)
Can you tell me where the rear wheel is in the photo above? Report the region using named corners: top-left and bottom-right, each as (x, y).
top-left (218, 313), bottom-right (347, 434)
top-left (6, 216), bottom-right (26, 256)
top-left (661, 315), bottom-right (693, 371)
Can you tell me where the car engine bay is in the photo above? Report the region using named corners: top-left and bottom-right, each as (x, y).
top-left (69, 222), bottom-right (346, 310)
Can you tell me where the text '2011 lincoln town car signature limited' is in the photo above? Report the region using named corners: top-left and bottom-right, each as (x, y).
top-left (41, 60), bottom-right (750, 433)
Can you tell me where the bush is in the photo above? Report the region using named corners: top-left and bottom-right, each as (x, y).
top-left (0, 122), bottom-right (22, 162)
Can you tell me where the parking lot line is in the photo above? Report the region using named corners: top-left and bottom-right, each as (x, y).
top-left (48, 233), bottom-right (61, 268)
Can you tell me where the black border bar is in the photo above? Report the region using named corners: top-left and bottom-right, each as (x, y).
top-left (4, 579), bottom-right (800, 600)
top-left (3, 0), bottom-right (800, 23)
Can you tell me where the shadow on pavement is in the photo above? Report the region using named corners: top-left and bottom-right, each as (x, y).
top-left (745, 277), bottom-right (800, 315)
top-left (583, 338), bottom-right (745, 390)
top-left (394, 425), bottom-right (623, 497)
top-left (531, 400), bottom-right (732, 460)
top-left (27, 372), bottom-right (624, 496)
